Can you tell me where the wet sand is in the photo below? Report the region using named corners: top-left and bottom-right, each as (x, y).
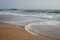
top-left (0, 24), bottom-right (57, 40)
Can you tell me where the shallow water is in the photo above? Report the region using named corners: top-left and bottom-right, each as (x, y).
top-left (0, 10), bottom-right (60, 39)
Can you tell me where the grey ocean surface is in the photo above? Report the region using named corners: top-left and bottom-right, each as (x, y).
top-left (0, 9), bottom-right (60, 39)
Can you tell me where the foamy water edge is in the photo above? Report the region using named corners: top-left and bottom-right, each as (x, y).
top-left (0, 11), bottom-right (60, 39)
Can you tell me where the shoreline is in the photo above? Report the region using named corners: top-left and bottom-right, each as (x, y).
top-left (0, 23), bottom-right (57, 40)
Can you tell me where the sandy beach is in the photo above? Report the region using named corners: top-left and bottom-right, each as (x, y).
top-left (0, 24), bottom-right (57, 40)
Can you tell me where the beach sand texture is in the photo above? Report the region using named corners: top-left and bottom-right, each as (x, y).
top-left (0, 24), bottom-right (57, 40)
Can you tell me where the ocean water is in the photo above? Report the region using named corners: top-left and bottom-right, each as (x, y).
top-left (0, 9), bottom-right (60, 39)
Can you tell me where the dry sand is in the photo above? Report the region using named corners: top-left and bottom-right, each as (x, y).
top-left (0, 24), bottom-right (57, 40)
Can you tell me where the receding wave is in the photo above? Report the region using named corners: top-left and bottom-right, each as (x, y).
top-left (25, 21), bottom-right (60, 39)
top-left (0, 11), bottom-right (60, 39)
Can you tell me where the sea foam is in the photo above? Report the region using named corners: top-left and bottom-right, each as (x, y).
top-left (25, 21), bottom-right (60, 39)
top-left (0, 11), bottom-right (60, 39)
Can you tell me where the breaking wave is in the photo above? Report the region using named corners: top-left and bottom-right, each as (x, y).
top-left (0, 10), bottom-right (60, 39)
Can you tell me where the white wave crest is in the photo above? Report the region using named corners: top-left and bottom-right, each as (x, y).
top-left (25, 21), bottom-right (60, 39)
top-left (0, 11), bottom-right (60, 39)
